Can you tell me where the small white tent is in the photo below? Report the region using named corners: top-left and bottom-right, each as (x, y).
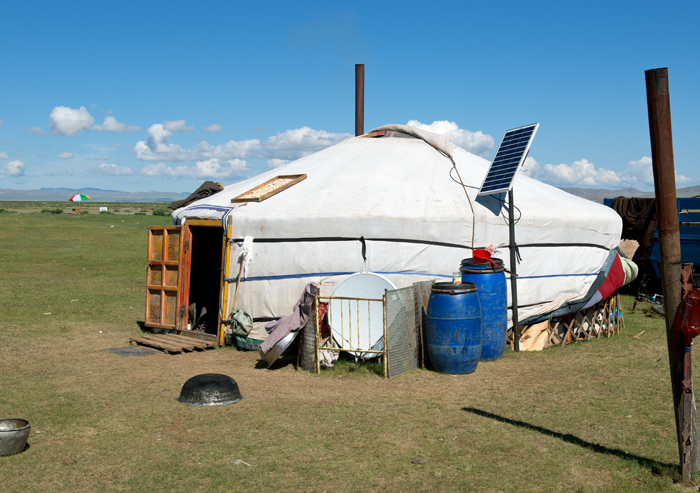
top-left (171, 125), bottom-right (622, 336)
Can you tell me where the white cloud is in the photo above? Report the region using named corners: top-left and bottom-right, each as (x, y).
top-left (0, 151), bottom-right (8, 159)
top-left (616, 157), bottom-right (653, 187)
top-left (267, 158), bottom-right (290, 169)
top-left (163, 120), bottom-right (195, 132)
top-left (134, 124), bottom-right (350, 163)
top-left (406, 120), bottom-right (495, 158)
top-left (521, 155), bottom-right (694, 188)
top-left (619, 156), bottom-right (693, 186)
top-left (676, 173), bottom-right (693, 185)
top-left (261, 127), bottom-right (351, 160)
top-left (1, 160), bottom-right (25, 177)
top-left (202, 124), bottom-right (223, 132)
top-left (49, 106), bottom-right (95, 136)
top-left (521, 157), bottom-right (623, 187)
top-left (93, 116), bottom-right (141, 133)
top-left (58, 152), bottom-right (74, 159)
top-left (142, 159), bottom-right (250, 179)
top-left (134, 124), bottom-right (260, 161)
top-left (89, 163), bottom-right (133, 175)
top-left (26, 127), bottom-right (48, 136)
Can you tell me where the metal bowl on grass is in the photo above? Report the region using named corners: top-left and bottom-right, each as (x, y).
top-left (0, 418), bottom-right (31, 456)
top-left (175, 374), bottom-right (245, 406)
top-left (259, 331), bottom-right (299, 368)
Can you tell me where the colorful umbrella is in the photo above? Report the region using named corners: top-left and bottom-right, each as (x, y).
top-left (68, 194), bottom-right (91, 202)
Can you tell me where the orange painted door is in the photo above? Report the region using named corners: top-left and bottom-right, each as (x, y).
top-left (145, 226), bottom-right (186, 330)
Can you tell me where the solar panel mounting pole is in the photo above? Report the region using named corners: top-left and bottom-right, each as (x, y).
top-left (477, 123), bottom-right (538, 353)
top-left (508, 189), bottom-right (520, 352)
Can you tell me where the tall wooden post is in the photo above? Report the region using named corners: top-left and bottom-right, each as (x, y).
top-left (645, 67), bottom-right (700, 483)
top-left (355, 64), bottom-right (364, 136)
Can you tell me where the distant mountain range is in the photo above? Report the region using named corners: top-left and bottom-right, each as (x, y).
top-left (0, 187), bottom-right (189, 203)
top-left (0, 185), bottom-right (698, 203)
top-left (558, 185), bottom-right (700, 203)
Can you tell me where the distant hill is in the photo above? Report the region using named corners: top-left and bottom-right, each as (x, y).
top-left (0, 187), bottom-right (190, 203)
top-left (558, 185), bottom-right (700, 203)
top-left (1, 184), bottom-right (699, 204)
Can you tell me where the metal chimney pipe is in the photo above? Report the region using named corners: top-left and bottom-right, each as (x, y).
top-left (355, 64), bottom-right (364, 136)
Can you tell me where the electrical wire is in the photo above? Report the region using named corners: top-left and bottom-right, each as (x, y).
top-left (448, 166), bottom-right (523, 226)
top-left (440, 152), bottom-right (475, 249)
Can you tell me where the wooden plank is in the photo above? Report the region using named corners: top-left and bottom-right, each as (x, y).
top-left (177, 330), bottom-right (217, 343)
top-left (548, 321), bottom-right (561, 346)
top-left (231, 174), bottom-right (306, 203)
top-left (129, 332), bottom-right (218, 354)
top-left (139, 334), bottom-right (196, 351)
top-left (155, 334), bottom-right (201, 349)
top-left (159, 333), bottom-right (211, 349)
top-left (138, 334), bottom-right (194, 351)
top-left (150, 333), bottom-right (216, 349)
top-left (160, 332), bottom-right (207, 347)
top-left (603, 300), bottom-right (612, 336)
top-left (582, 310), bottom-right (594, 340)
top-left (129, 336), bottom-right (183, 354)
top-left (133, 334), bottom-right (189, 350)
top-left (561, 319), bottom-right (575, 347)
top-left (616, 294), bottom-right (625, 329)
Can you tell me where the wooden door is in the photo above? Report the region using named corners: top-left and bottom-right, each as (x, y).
top-left (145, 226), bottom-right (186, 330)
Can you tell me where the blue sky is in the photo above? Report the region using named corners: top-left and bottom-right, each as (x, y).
top-left (1, 1), bottom-right (698, 194)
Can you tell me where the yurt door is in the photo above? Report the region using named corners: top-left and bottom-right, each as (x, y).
top-left (145, 221), bottom-right (226, 342)
top-left (145, 226), bottom-right (186, 331)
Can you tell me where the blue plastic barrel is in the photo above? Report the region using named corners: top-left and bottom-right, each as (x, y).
top-left (426, 282), bottom-right (481, 374)
top-left (460, 258), bottom-right (507, 361)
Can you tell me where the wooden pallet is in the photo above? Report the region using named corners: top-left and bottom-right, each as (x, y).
top-left (129, 333), bottom-right (217, 354)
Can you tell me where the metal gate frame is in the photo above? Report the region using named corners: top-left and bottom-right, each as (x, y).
top-left (314, 294), bottom-right (388, 378)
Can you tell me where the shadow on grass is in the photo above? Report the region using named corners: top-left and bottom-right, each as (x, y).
top-left (256, 354), bottom-right (297, 370)
top-left (462, 407), bottom-right (678, 478)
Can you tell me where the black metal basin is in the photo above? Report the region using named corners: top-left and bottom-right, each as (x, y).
top-left (175, 374), bottom-right (245, 406)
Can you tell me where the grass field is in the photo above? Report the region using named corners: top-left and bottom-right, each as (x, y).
top-left (0, 210), bottom-right (697, 492)
top-left (0, 200), bottom-right (171, 215)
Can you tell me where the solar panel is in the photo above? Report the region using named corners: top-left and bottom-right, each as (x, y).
top-left (478, 123), bottom-right (539, 196)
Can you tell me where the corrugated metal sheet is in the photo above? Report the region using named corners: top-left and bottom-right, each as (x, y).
top-left (412, 280), bottom-right (433, 369)
top-left (386, 285), bottom-right (420, 378)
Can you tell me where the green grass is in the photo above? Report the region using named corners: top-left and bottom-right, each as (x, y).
top-left (0, 200), bottom-right (173, 215)
top-left (1, 211), bottom-right (698, 492)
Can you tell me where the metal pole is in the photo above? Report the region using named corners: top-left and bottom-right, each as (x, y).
top-left (645, 67), bottom-right (699, 482)
top-left (315, 295), bottom-right (321, 374)
top-left (508, 189), bottom-right (520, 351)
top-left (383, 293), bottom-right (388, 379)
top-left (355, 64), bottom-right (364, 136)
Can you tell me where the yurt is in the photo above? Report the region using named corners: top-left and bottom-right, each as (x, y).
top-left (145, 124), bottom-right (623, 346)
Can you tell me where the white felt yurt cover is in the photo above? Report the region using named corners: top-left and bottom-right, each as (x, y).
top-left (173, 125), bottom-right (622, 327)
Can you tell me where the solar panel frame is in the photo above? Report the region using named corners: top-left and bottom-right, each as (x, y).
top-left (477, 123), bottom-right (539, 196)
